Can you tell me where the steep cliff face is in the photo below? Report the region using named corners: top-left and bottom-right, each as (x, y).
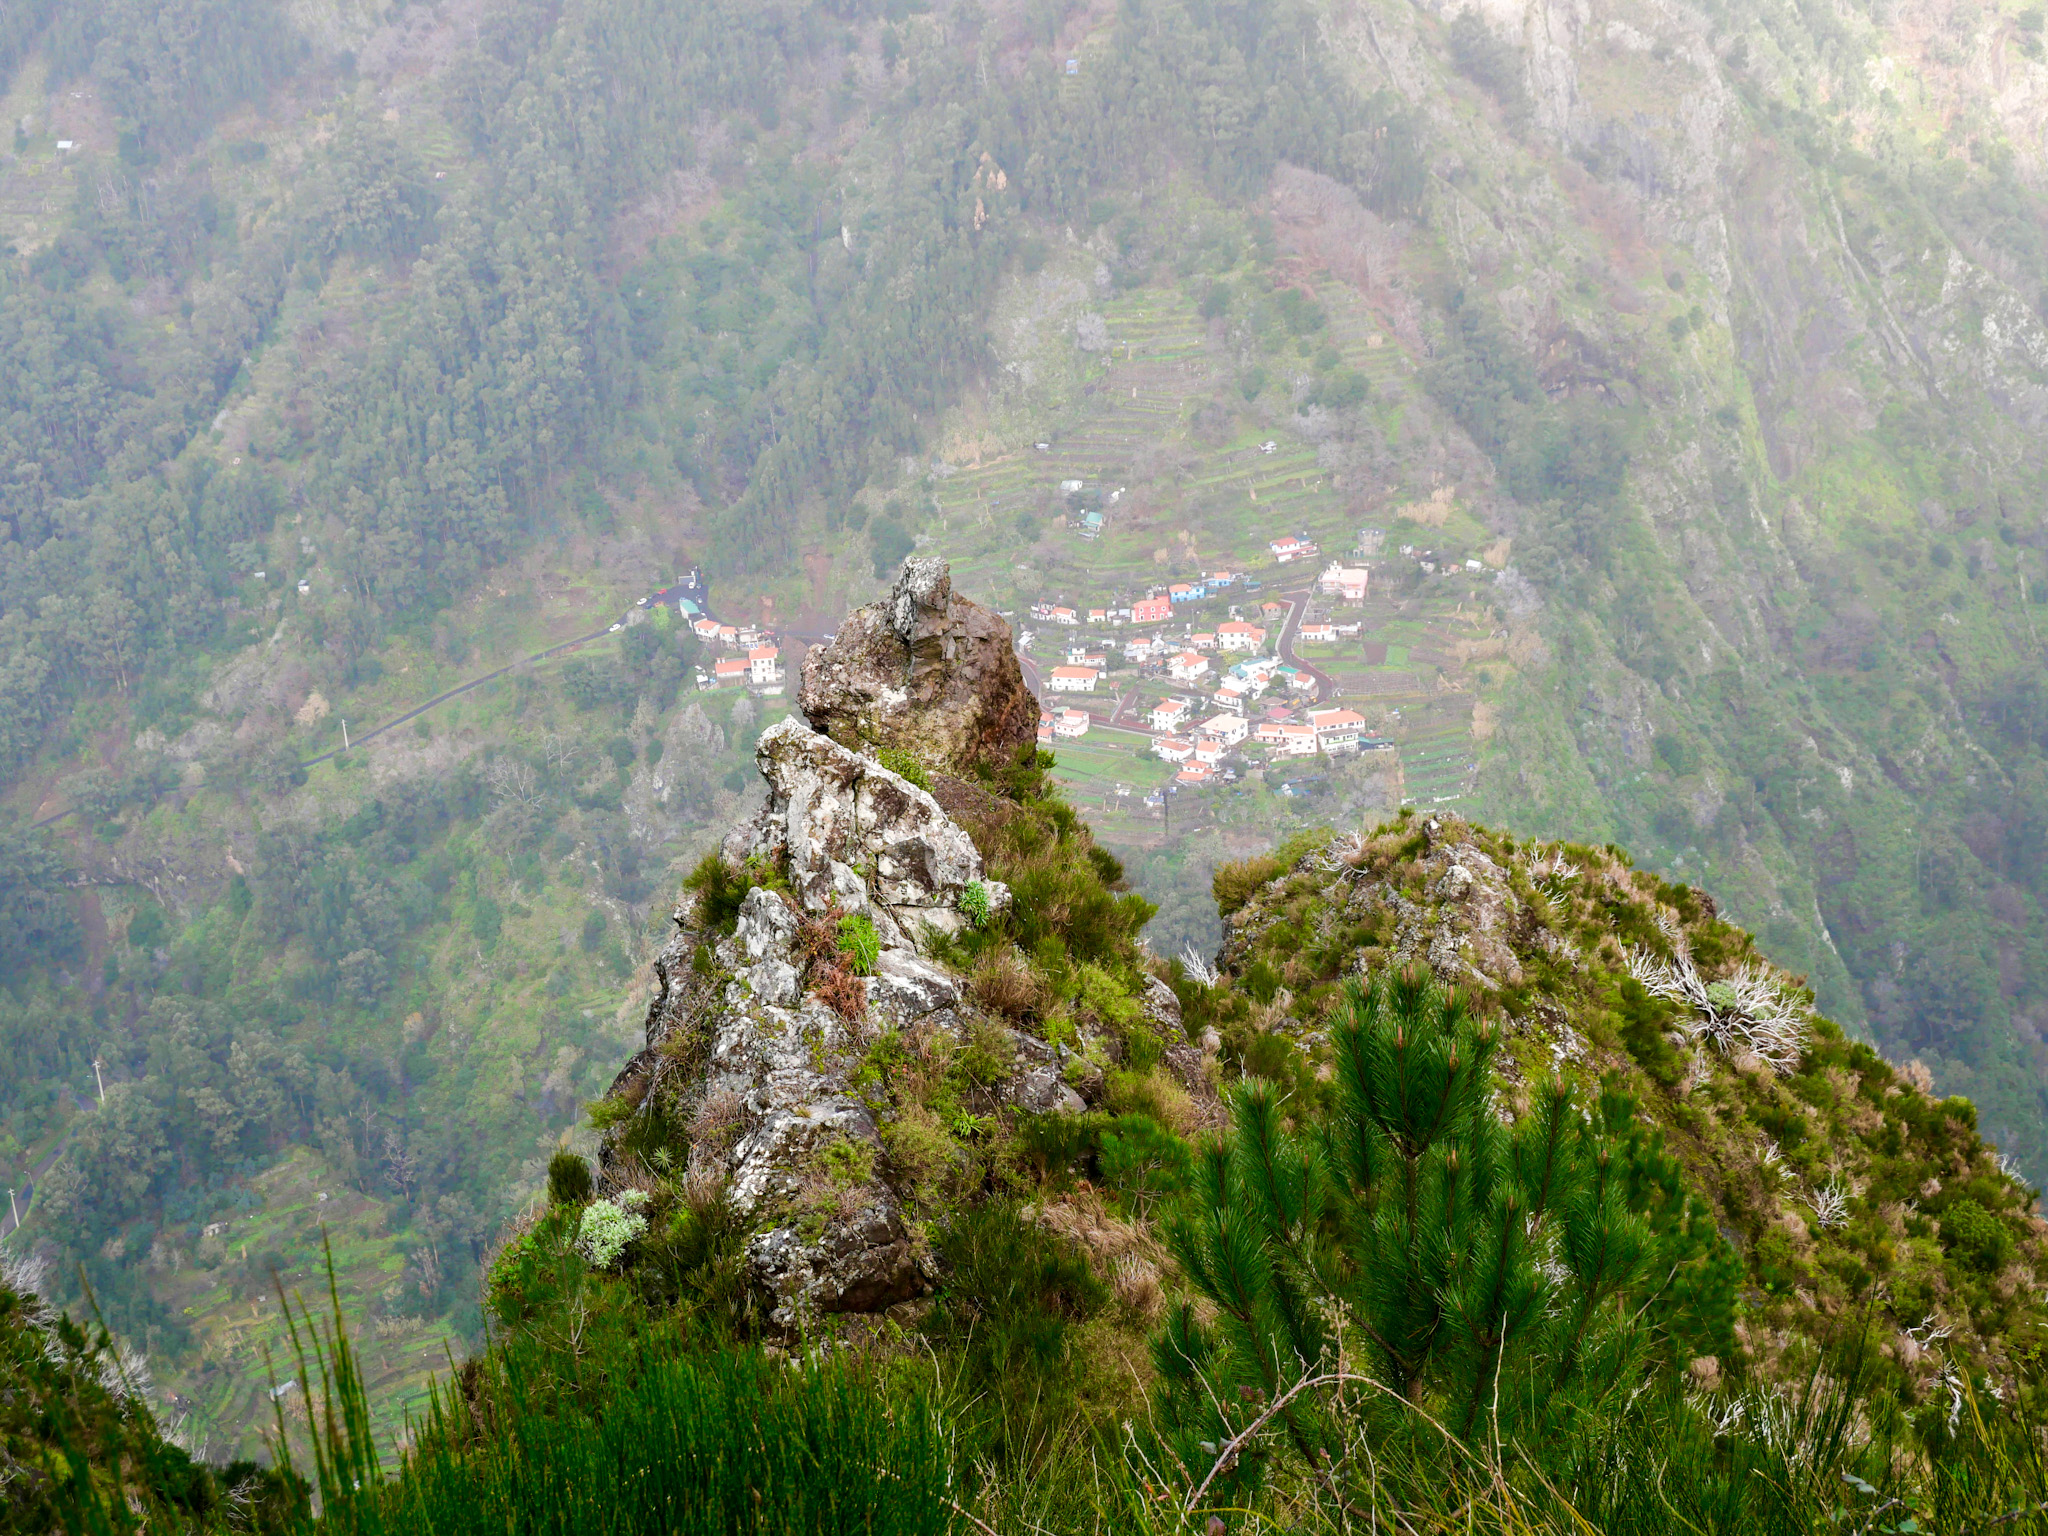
top-left (597, 563), bottom-right (1200, 1328)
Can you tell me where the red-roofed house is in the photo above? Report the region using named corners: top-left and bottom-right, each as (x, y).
top-left (1132, 595), bottom-right (1171, 624)
top-left (748, 645), bottom-right (782, 684)
top-left (1053, 707), bottom-right (1090, 738)
top-left (713, 656), bottom-right (749, 686)
top-left (1217, 621), bottom-right (1266, 653)
top-left (1168, 651), bottom-right (1210, 682)
top-left (1154, 736), bottom-right (1194, 763)
top-left (1269, 535), bottom-right (1317, 564)
top-left (1297, 622), bottom-right (1337, 645)
top-left (1178, 762), bottom-right (1216, 784)
top-left (1192, 737), bottom-right (1226, 765)
top-left (1048, 665), bottom-right (1099, 692)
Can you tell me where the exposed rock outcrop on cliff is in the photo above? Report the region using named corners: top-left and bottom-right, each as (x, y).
top-left (798, 556), bottom-right (1037, 772)
top-left (596, 562), bottom-right (1208, 1329)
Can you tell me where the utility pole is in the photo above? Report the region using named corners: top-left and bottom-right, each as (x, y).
top-left (342, 719), bottom-right (350, 752)
top-left (92, 1057), bottom-right (105, 1105)
top-left (7, 1188), bottom-right (18, 1229)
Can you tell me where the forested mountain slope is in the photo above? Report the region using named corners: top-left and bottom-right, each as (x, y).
top-left (1, 0), bottom-right (2046, 1457)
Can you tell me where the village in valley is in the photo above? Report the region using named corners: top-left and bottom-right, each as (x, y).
top-left (1006, 524), bottom-right (1503, 826)
top-left (678, 263), bottom-right (1520, 863)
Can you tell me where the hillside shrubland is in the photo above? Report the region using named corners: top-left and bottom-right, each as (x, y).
top-left (3, 0), bottom-right (2048, 1498)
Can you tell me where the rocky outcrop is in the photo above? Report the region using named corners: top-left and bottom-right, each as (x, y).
top-left (598, 695), bottom-right (1056, 1330)
top-left (718, 718), bottom-right (997, 947)
top-left (798, 557), bottom-right (1037, 772)
top-left (1219, 815), bottom-right (1528, 992)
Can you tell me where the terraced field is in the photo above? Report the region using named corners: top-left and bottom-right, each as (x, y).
top-left (153, 1148), bottom-right (464, 1463)
top-left (925, 264), bottom-right (1493, 860)
top-left (1399, 718), bottom-right (1479, 805)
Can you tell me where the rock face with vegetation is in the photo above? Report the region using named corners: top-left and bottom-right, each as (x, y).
top-left (798, 557), bottom-right (1038, 772)
top-left (1198, 814), bottom-right (2048, 1400)
top-left (593, 564), bottom-right (1193, 1329)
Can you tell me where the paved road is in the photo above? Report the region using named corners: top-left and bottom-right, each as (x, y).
top-left (1271, 585), bottom-right (1338, 706)
top-left (31, 589), bottom-right (697, 831)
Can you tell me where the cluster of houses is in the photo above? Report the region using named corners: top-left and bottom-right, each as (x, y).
top-left (1036, 706), bottom-right (1094, 744)
top-left (1028, 567), bottom-right (1253, 629)
top-left (689, 613), bottom-right (785, 694)
top-left (1152, 702), bottom-right (1373, 785)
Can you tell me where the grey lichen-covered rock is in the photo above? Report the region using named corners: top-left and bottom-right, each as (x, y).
top-left (799, 557), bottom-right (1037, 772)
top-left (598, 703), bottom-right (1061, 1331)
top-left (722, 717), bottom-right (986, 943)
top-left (866, 947), bottom-right (962, 1021)
top-left (747, 1202), bottom-right (927, 1318)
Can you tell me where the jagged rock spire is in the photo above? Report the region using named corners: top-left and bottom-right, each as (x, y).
top-left (799, 557), bottom-right (1037, 771)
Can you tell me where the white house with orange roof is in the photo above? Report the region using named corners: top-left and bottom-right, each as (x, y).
top-left (1177, 762), bottom-right (1216, 784)
top-left (1154, 736), bottom-right (1194, 763)
top-left (1192, 737), bottom-right (1226, 765)
top-left (712, 656), bottom-right (749, 687)
top-left (1149, 697), bottom-right (1193, 733)
top-left (1217, 621), bottom-right (1266, 653)
top-left (1269, 535), bottom-right (1317, 564)
top-left (1048, 665), bottom-right (1099, 692)
top-left (1318, 562), bottom-right (1371, 602)
top-left (1052, 707), bottom-right (1090, 738)
top-left (747, 644), bottom-right (782, 684)
top-left (1297, 621), bottom-right (1337, 645)
top-left (1168, 651), bottom-right (1210, 682)
top-left (1310, 707), bottom-right (1367, 751)
top-left (1256, 720), bottom-right (1319, 756)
